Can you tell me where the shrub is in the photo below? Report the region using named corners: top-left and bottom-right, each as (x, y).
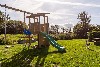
top-left (51, 34), bottom-right (59, 41)
top-left (0, 34), bottom-right (18, 45)
top-left (0, 37), bottom-right (14, 45)
top-left (51, 33), bottom-right (73, 40)
top-left (59, 34), bottom-right (66, 40)
top-left (88, 31), bottom-right (100, 42)
top-left (65, 33), bottom-right (73, 40)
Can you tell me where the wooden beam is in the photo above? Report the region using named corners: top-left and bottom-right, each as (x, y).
top-left (31, 14), bottom-right (40, 16)
top-left (15, 9), bottom-right (20, 11)
top-left (26, 16), bottom-right (35, 18)
top-left (5, 5), bottom-right (8, 8)
top-left (0, 4), bottom-right (33, 14)
top-left (7, 6), bottom-right (13, 9)
top-left (26, 12), bottom-right (32, 14)
top-left (37, 13), bottom-right (50, 16)
top-left (37, 13), bottom-right (50, 14)
top-left (19, 10), bottom-right (23, 12)
top-left (26, 14), bottom-right (40, 18)
top-left (0, 4), bottom-right (6, 7)
top-left (11, 8), bottom-right (16, 10)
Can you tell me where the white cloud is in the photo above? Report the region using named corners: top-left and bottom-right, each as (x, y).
top-left (11, 0), bottom-right (43, 12)
top-left (52, 12), bottom-right (77, 16)
top-left (36, 0), bottom-right (100, 8)
top-left (49, 14), bottom-right (63, 19)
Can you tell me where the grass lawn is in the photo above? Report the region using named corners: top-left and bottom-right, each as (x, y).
top-left (0, 39), bottom-right (100, 67)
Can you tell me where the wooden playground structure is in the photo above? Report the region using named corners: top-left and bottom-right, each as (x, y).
top-left (26, 13), bottom-right (50, 48)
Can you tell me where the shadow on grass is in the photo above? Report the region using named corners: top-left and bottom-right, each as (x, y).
top-left (1, 46), bottom-right (63, 67)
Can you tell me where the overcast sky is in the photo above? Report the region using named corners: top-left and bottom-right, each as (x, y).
top-left (0, 0), bottom-right (100, 26)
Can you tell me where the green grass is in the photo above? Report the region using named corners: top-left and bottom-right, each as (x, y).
top-left (0, 34), bottom-right (37, 45)
top-left (0, 39), bottom-right (100, 67)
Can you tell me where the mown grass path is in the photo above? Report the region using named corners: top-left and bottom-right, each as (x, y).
top-left (0, 39), bottom-right (100, 67)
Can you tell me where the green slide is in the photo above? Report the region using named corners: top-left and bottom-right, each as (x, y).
top-left (40, 32), bottom-right (65, 52)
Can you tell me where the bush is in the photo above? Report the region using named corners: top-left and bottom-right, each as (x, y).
top-left (0, 37), bottom-right (4, 45)
top-left (51, 34), bottom-right (59, 41)
top-left (65, 33), bottom-right (73, 40)
top-left (0, 37), bottom-right (14, 45)
top-left (51, 33), bottom-right (73, 40)
top-left (88, 31), bottom-right (100, 42)
top-left (73, 34), bottom-right (80, 39)
top-left (0, 34), bottom-right (18, 45)
top-left (59, 34), bottom-right (66, 40)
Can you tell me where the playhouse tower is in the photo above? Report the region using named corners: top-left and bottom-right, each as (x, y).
top-left (26, 13), bottom-right (50, 47)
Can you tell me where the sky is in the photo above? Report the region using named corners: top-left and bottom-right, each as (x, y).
top-left (0, 0), bottom-right (100, 27)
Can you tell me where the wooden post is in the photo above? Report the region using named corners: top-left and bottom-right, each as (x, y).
top-left (38, 16), bottom-right (41, 47)
top-left (47, 16), bottom-right (48, 23)
top-left (34, 17), bottom-right (35, 23)
top-left (44, 16), bottom-right (46, 32)
top-left (36, 18), bottom-right (38, 22)
top-left (46, 16), bottom-right (49, 34)
top-left (4, 4), bottom-right (6, 45)
top-left (29, 18), bottom-right (31, 47)
top-left (29, 18), bottom-right (31, 32)
top-left (24, 12), bottom-right (25, 23)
